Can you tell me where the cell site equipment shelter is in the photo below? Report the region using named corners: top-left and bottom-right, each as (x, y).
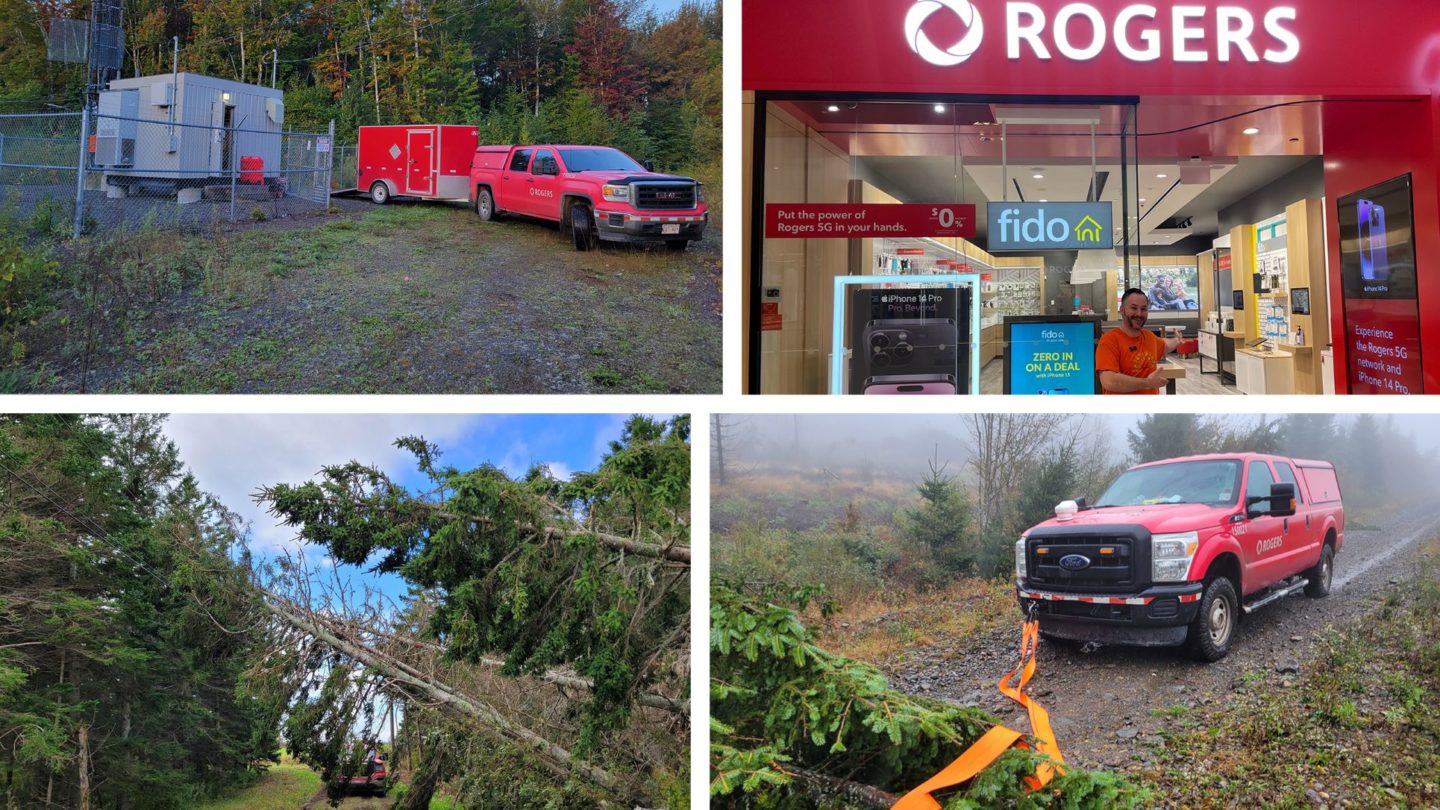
top-left (743, 0), bottom-right (1440, 396)
top-left (96, 72), bottom-right (284, 195)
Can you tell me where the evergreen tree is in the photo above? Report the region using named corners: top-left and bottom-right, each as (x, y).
top-left (900, 454), bottom-right (976, 577)
top-left (1127, 414), bottom-right (1202, 463)
top-left (0, 415), bottom-right (279, 809)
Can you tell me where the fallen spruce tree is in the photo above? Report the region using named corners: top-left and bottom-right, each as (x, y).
top-left (254, 416), bottom-right (691, 807)
top-left (710, 584), bottom-right (1150, 809)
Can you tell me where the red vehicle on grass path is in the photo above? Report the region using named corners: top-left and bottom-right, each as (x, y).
top-left (469, 144), bottom-right (708, 251)
top-left (1015, 453), bottom-right (1343, 661)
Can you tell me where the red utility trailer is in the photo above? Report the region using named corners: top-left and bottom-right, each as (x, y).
top-left (356, 124), bottom-right (478, 204)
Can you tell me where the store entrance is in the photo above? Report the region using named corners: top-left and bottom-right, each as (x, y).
top-left (751, 93), bottom-right (1333, 396)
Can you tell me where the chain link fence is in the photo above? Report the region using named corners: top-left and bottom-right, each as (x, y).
top-left (0, 108), bottom-right (334, 236)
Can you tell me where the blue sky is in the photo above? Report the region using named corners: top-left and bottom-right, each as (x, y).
top-left (165, 413), bottom-right (662, 607)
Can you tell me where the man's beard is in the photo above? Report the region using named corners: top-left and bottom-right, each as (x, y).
top-left (1127, 315), bottom-right (1147, 330)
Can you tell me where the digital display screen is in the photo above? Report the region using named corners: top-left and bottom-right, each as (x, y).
top-left (1339, 175), bottom-right (1416, 300)
top-left (1005, 319), bottom-right (1099, 395)
top-left (1337, 174), bottom-right (1423, 394)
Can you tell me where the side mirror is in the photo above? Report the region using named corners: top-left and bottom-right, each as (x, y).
top-left (1246, 482), bottom-right (1296, 517)
top-left (643, 159), bottom-right (655, 172)
top-left (1074, 496), bottom-right (1089, 511)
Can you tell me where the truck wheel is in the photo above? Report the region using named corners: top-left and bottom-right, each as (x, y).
top-left (665, 240), bottom-right (689, 252)
top-left (571, 203), bottom-right (597, 251)
top-left (369, 181), bottom-right (390, 205)
top-left (1186, 577), bottom-right (1238, 662)
top-left (1304, 543), bottom-right (1334, 598)
top-left (475, 187), bottom-right (495, 221)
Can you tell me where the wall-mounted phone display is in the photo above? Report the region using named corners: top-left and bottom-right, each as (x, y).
top-left (1339, 175), bottom-right (1415, 300)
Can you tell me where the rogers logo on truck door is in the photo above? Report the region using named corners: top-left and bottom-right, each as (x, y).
top-left (1255, 536), bottom-right (1284, 555)
top-left (530, 188), bottom-right (554, 197)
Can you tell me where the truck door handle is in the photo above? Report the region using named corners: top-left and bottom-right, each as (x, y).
top-left (1283, 518), bottom-right (1289, 532)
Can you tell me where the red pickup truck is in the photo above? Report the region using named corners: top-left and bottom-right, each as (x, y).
top-left (469, 145), bottom-right (708, 251)
top-left (1015, 453), bottom-right (1343, 661)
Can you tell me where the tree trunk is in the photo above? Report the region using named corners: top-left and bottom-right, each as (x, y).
top-left (400, 741), bottom-right (451, 810)
top-left (77, 725), bottom-right (90, 810)
top-left (264, 599), bottom-right (623, 795)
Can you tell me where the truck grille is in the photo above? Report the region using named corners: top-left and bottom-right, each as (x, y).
top-left (634, 183), bottom-right (696, 210)
top-left (1027, 535), bottom-right (1137, 591)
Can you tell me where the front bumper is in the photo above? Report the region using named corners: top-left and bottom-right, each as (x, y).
top-left (593, 209), bottom-right (707, 243)
top-left (1016, 582), bottom-right (1204, 647)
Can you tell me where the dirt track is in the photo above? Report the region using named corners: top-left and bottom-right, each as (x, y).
top-left (884, 503), bottom-right (1440, 772)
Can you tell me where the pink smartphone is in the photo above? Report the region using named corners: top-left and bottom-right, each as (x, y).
top-left (863, 374), bottom-right (957, 395)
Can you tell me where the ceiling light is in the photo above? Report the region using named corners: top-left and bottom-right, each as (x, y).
top-left (827, 105), bottom-right (840, 112)
top-left (1032, 173), bottom-right (1044, 180)
top-left (1139, 197), bottom-right (1147, 202)
top-left (1039, 199), bottom-right (1048, 202)
top-left (1156, 173), bottom-right (1168, 179)
top-left (1243, 127), bottom-right (1260, 135)
top-left (934, 104), bottom-right (945, 113)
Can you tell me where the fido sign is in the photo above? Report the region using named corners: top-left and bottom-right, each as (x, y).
top-left (987, 202), bottom-right (1112, 251)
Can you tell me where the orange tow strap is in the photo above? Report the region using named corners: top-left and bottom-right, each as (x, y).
top-left (891, 614), bottom-right (1066, 809)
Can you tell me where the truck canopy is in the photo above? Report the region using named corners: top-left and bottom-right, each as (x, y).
top-left (1294, 461), bottom-right (1342, 504)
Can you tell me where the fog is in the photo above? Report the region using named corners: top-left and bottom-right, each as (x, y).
top-left (713, 413), bottom-right (1440, 508)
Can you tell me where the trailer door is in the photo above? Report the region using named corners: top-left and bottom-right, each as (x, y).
top-left (406, 128), bottom-right (435, 196)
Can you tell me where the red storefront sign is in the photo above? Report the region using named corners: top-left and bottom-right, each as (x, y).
top-left (896, 248), bottom-right (926, 255)
top-left (766, 204), bottom-right (977, 239)
top-left (744, 0), bottom-right (1438, 97)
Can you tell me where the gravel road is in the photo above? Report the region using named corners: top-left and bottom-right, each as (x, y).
top-left (883, 503), bottom-right (1440, 772)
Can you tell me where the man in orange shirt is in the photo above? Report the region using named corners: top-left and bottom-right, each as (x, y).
top-left (1097, 288), bottom-right (1182, 395)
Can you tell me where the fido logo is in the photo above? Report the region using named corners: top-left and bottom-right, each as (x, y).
top-left (994, 207), bottom-right (1105, 246)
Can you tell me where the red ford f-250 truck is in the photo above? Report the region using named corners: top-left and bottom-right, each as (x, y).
top-left (1015, 453), bottom-right (1343, 661)
top-left (469, 144), bottom-right (708, 251)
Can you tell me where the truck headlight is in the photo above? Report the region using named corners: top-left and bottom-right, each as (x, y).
top-left (602, 184), bottom-right (629, 202)
top-left (1015, 536), bottom-right (1028, 581)
top-left (696, 183), bottom-right (705, 202)
top-left (1152, 531), bottom-right (1199, 582)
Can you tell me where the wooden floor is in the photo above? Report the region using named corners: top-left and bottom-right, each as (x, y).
top-left (978, 354), bottom-right (1242, 396)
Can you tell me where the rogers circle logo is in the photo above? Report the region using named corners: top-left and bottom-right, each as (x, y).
top-left (905, 0), bottom-right (984, 66)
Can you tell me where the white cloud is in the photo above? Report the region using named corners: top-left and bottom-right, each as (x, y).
top-left (165, 414), bottom-right (484, 553)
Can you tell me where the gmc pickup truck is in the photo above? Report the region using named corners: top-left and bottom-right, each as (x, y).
top-left (1015, 453), bottom-right (1343, 661)
top-left (469, 145), bottom-right (708, 251)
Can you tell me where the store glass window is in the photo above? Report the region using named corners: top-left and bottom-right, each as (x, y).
top-left (751, 96), bottom-right (1147, 395)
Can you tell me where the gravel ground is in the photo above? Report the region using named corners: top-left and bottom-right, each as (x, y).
top-left (883, 503), bottom-right (1440, 772)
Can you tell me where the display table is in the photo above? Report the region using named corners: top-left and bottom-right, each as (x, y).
top-left (1159, 361), bottom-right (1187, 395)
top-left (1235, 347), bottom-right (1294, 395)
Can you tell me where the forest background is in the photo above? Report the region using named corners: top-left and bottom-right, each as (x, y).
top-left (0, 0), bottom-right (722, 177)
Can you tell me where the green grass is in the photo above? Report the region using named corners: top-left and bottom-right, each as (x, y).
top-left (195, 763), bottom-right (320, 810)
top-left (20, 202), bottom-right (720, 393)
top-left (1137, 536), bottom-right (1440, 806)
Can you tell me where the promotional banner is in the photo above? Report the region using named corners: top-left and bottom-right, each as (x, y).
top-left (987, 202), bottom-right (1112, 251)
top-left (1338, 175), bottom-right (1423, 394)
top-left (1005, 319), bottom-right (1100, 394)
top-left (766, 203), bottom-right (977, 238)
top-left (848, 287), bottom-right (973, 394)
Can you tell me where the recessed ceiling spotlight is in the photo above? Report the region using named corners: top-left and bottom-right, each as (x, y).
top-left (1039, 199), bottom-right (1048, 202)
top-left (934, 104), bottom-right (946, 113)
top-left (1156, 173), bottom-right (1168, 179)
top-left (1243, 127), bottom-right (1260, 135)
top-left (826, 105), bottom-right (839, 112)
top-left (1139, 197), bottom-right (1147, 202)
top-left (1033, 173), bottom-right (1044, 180)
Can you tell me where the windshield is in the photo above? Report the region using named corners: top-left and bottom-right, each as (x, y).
top-left (1095, 460), bottom-right (1242, 508)
top-left (558, 148), bottom-right (644, 172)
